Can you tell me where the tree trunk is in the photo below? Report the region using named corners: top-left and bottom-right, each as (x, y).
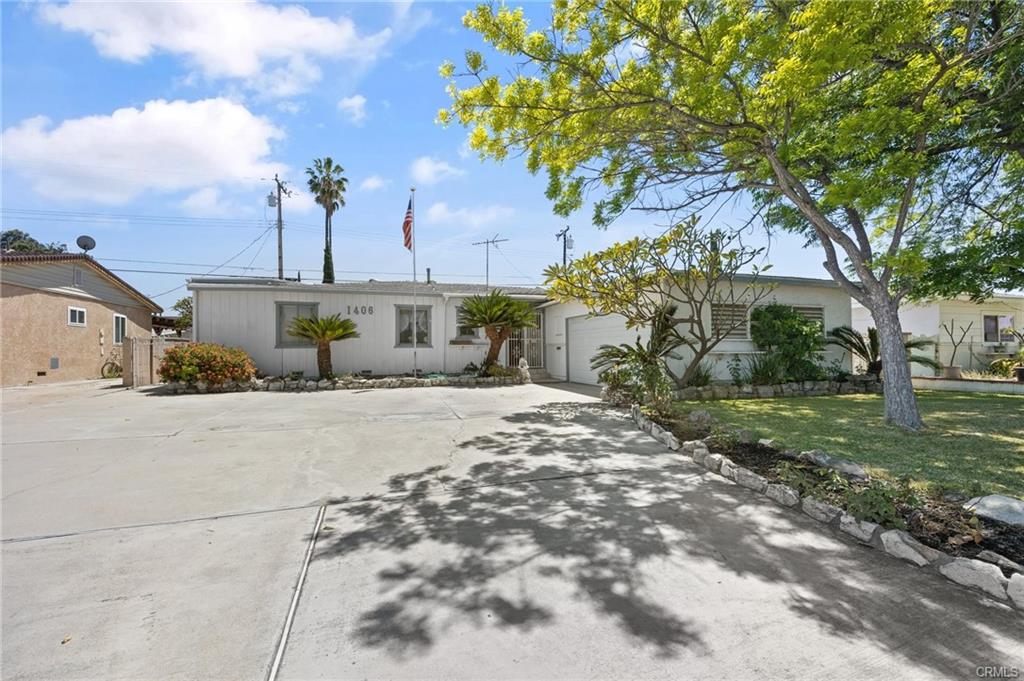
top-left (316, 341), bottom-right (332, 379)
top-left (322, 212), bottom-right (335, 284)
top-left (484, 327), bottom-right (510, 367)
top-left (676, 346), bottom-right (713, 387)
top-left (870, 295), bottom-right (924, 430)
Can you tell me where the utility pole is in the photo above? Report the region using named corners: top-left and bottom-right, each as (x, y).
top-left (472, 234), bottom-right (509, 287)
top-left (267, 175), bottom-right (292, 280)
top-left (555, 225), bottom-right (573, 266)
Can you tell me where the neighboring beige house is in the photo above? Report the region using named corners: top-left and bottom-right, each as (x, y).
top-left (0, 253), bottom-right (161, 386)
top-left (852, 295), bottom-right (1024, 375)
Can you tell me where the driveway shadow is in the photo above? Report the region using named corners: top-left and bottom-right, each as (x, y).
top-left (314, 399), bottom-right (1021, 674)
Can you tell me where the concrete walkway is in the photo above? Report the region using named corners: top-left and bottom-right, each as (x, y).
top-left (2, 381), bottom-right (1020, 680)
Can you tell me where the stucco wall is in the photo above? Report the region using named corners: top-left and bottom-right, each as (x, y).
top-left (1, 283), bottom-right (153, 386)
top-left (543, 281), bottom-right (853, 383)
top-left (191, 286), bottom-right (537, 377)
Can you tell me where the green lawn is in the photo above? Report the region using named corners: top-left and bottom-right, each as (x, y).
top-left (673, 391), bottom-right (1024, 498)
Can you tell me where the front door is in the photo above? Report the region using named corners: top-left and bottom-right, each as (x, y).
top-left (508, 311), bottom-right (544, 367)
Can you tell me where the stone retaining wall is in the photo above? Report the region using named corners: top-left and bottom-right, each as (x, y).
top-left (163, 373), bottom-right (526, 394)
top-left (676, 374), bottom-right (882, 401)
top-left (628, 404), bottom-right (1024, 611)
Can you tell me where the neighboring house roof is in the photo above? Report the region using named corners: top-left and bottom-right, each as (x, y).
top-left (187, 276), bottom-right (548, 298)
top-left (727, 273), bottom-right (845, 288)
top-left (0, 252), bottom-right (162, 313)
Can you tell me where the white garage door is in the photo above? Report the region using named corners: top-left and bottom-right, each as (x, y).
top-left (566, 314), bottom-right (638, 385)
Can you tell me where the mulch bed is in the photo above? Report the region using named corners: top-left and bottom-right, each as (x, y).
top-left (655, 413), bottom-right (1024, 572)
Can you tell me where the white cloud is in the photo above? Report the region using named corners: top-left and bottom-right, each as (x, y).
top-left (39, 2), bottom-right (392, 97)
top-left (2, 98), bottom-right (285, 204)
top-left (426, 202), bottom-right (514, 229)
top-left (410, 156), bottom-right (464, 186)
top-left (359, 175), bottom-right (390, 191)
top-left (337, 94), bottom-right (367, 124)
top-left (181, 187), bottom-right (229, 216)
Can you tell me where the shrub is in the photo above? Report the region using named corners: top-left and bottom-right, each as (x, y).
top-left (686, 360), bottom-right (714, 387)
top-left (158, 343), bottom-right (256, 385)
top-left (727, 354), bottom-right (744, 386)
top-left (744, 352), bottom-right (785, 385)
top-left (750, 304), bottom-right (824, 381)
top-left (843, 478), bottom-right (922, 528)
top-left (989, 350), bottom-right (1024, 377)
top-left (486, 363), bottom-right (517, 378)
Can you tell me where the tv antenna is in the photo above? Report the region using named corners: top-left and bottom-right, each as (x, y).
top-left (472, 234), bottom-right (509, 287)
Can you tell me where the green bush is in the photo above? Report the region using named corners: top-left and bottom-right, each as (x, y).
top-left (686, 360), bottom-right (714, 387)
top-left (486, 363), bottom-right (517, 378)
top-left (744, 352), bottom-right (786, 385)
top-left (989, 351), bottom-right (1023, 377)
top-left (750, 304), bottom-right (825, 381)
top-left (158, 343), bottom-right (256, 385)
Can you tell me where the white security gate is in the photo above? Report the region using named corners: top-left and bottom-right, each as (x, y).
top-left (507, 311), bottom-right (544, 367)
top-left (566, 314), bottom-right (637, 385)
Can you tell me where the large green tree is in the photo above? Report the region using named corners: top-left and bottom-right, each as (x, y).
top-left (441, 0), bottom-right (1023, 430)
top-left (305, 157), bottom-right (349, 284)
top-left (1, 229), bottom-right (66, 254)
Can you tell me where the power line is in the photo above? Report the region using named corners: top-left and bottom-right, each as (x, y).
top-left (146, 225), bottom-right (275, 299)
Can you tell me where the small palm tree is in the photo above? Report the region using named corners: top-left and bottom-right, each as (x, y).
top-left (827, 325), bottom-right (942, 376)
top-left (457, 290), bottom-right (537, 369)
top-left (288, 314), bottom-right (359, 379)
top-left (306, 157), bottom-right (348, 284)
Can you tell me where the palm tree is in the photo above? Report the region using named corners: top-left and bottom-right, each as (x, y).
top-left (457, 290), bottom-right (537, 369)
top-left (827, 325), bottom-right (942, 376)
top-left (287, 314), bottom-right (360, 379)
top-left (305, 157), bottom-right (348, 284)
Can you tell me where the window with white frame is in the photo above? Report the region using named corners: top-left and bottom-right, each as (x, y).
top-left (113, 314), bottom-right (127, 344)
top-left (276, 302), bottom-right (318, 348)
top-left (711, 304), bottom-right (749, 339)
top-left (455, 305), bottom-right (479, 339)
top-left (983, 315), bottom-right (1015, 343)
top-left (396, 305), bottom-right (431, 346)
top-left (68, 306), bottom-right (87, 326)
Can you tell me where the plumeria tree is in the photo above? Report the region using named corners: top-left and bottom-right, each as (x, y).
top-left (441, 1), bottom-right (1023, 429)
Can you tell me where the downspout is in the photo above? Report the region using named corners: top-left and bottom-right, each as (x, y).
top-left (442, 294), bottom-right (449, 374)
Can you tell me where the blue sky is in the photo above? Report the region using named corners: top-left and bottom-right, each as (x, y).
top-left (2, 1), bottom-right (827, 311)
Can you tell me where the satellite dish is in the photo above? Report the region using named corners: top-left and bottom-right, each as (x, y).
top-left (76, 235), bottom-right (96, 253)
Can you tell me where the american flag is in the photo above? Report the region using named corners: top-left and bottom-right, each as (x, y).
top-left (401, 197), bottom-right (414, 251)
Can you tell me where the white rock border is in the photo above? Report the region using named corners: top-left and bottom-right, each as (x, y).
top-left (163, 374), bottom-right (526, 394)
top-left (627, 404), bottom-right (1023, 611)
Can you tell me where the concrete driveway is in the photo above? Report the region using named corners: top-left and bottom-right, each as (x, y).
top-left (2, 381), bottom-right (1020, 680)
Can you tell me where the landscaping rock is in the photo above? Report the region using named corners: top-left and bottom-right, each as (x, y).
top-left (649, 422), bottom-right (665, 438)
top-left (797, 449), bottom-right (868, 481)
top-left (703, 453), bottom-right (724, 473)
top-left (658, 431), bottom-right (681, 450)
top-left (938, 558), bottom-right (1009, 599)
top-left (765, 484), bottom-right (800, 507)
top-left (719, 458), bottom-right (737, 480)
top-left (681, 440), bottom-right (702, 454)
top-left (688, 409), bottom-right (712, 424)
top-left (1007, 574), bottom-right (1024, 610)
top-left (975, 550), bottom-right (1024, 575)
top-left (802, 498), bottom-right (842, 524)
top-left (691, 448), bottom-right (709, 466)
top-left (964, 494), bottom-right (1024, 527)
top-left (317, 379), bottom-right (330, 390)
top-left (734, 467), bottom-right (768, 493)
top-left (838, 513), bottom-right (879, 543)
top-left (757, 438), bottom-right (776, 448)
top-left (755, 385), bottom-right (774, 398)
top-left (880, 530), bottom-right (943, 567)
top-left (267, 381), bottom-right (283, 392)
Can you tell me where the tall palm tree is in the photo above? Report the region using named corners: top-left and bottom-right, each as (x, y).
top-left (288, 314), bottom-right (360, 379)
top-left (457, 290), bottom-right (537, 369)
top-left (827, 325), bottom-right (942, 376)
top-left (305, 157), bottom-right (348, 284)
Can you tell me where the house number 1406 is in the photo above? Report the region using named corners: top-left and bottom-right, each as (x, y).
top-left (347, 305), bottom-right (374, 315)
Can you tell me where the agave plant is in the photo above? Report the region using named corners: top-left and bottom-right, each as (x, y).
top-left (457, 290), bottom-right (537, 369)
top-left (288, 314), bottom-right (359, 379)
top-left (826, 325), bottom-right (942, 376)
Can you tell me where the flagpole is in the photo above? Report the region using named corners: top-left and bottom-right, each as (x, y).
top-left (411, 187), bottom-right (418, 377)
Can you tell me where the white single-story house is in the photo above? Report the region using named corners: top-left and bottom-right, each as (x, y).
top-left (189, 274), bottom-right (852, 385)
top-left (543, 274), bottom-right (852, 384)
top-left (188, 277), bottom-right (548, 378)
top-left (852, 294), bottom-right (1023, 375)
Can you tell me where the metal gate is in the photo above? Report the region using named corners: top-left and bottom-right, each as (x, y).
top-left (507, 311), bottom-right (544, 367)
